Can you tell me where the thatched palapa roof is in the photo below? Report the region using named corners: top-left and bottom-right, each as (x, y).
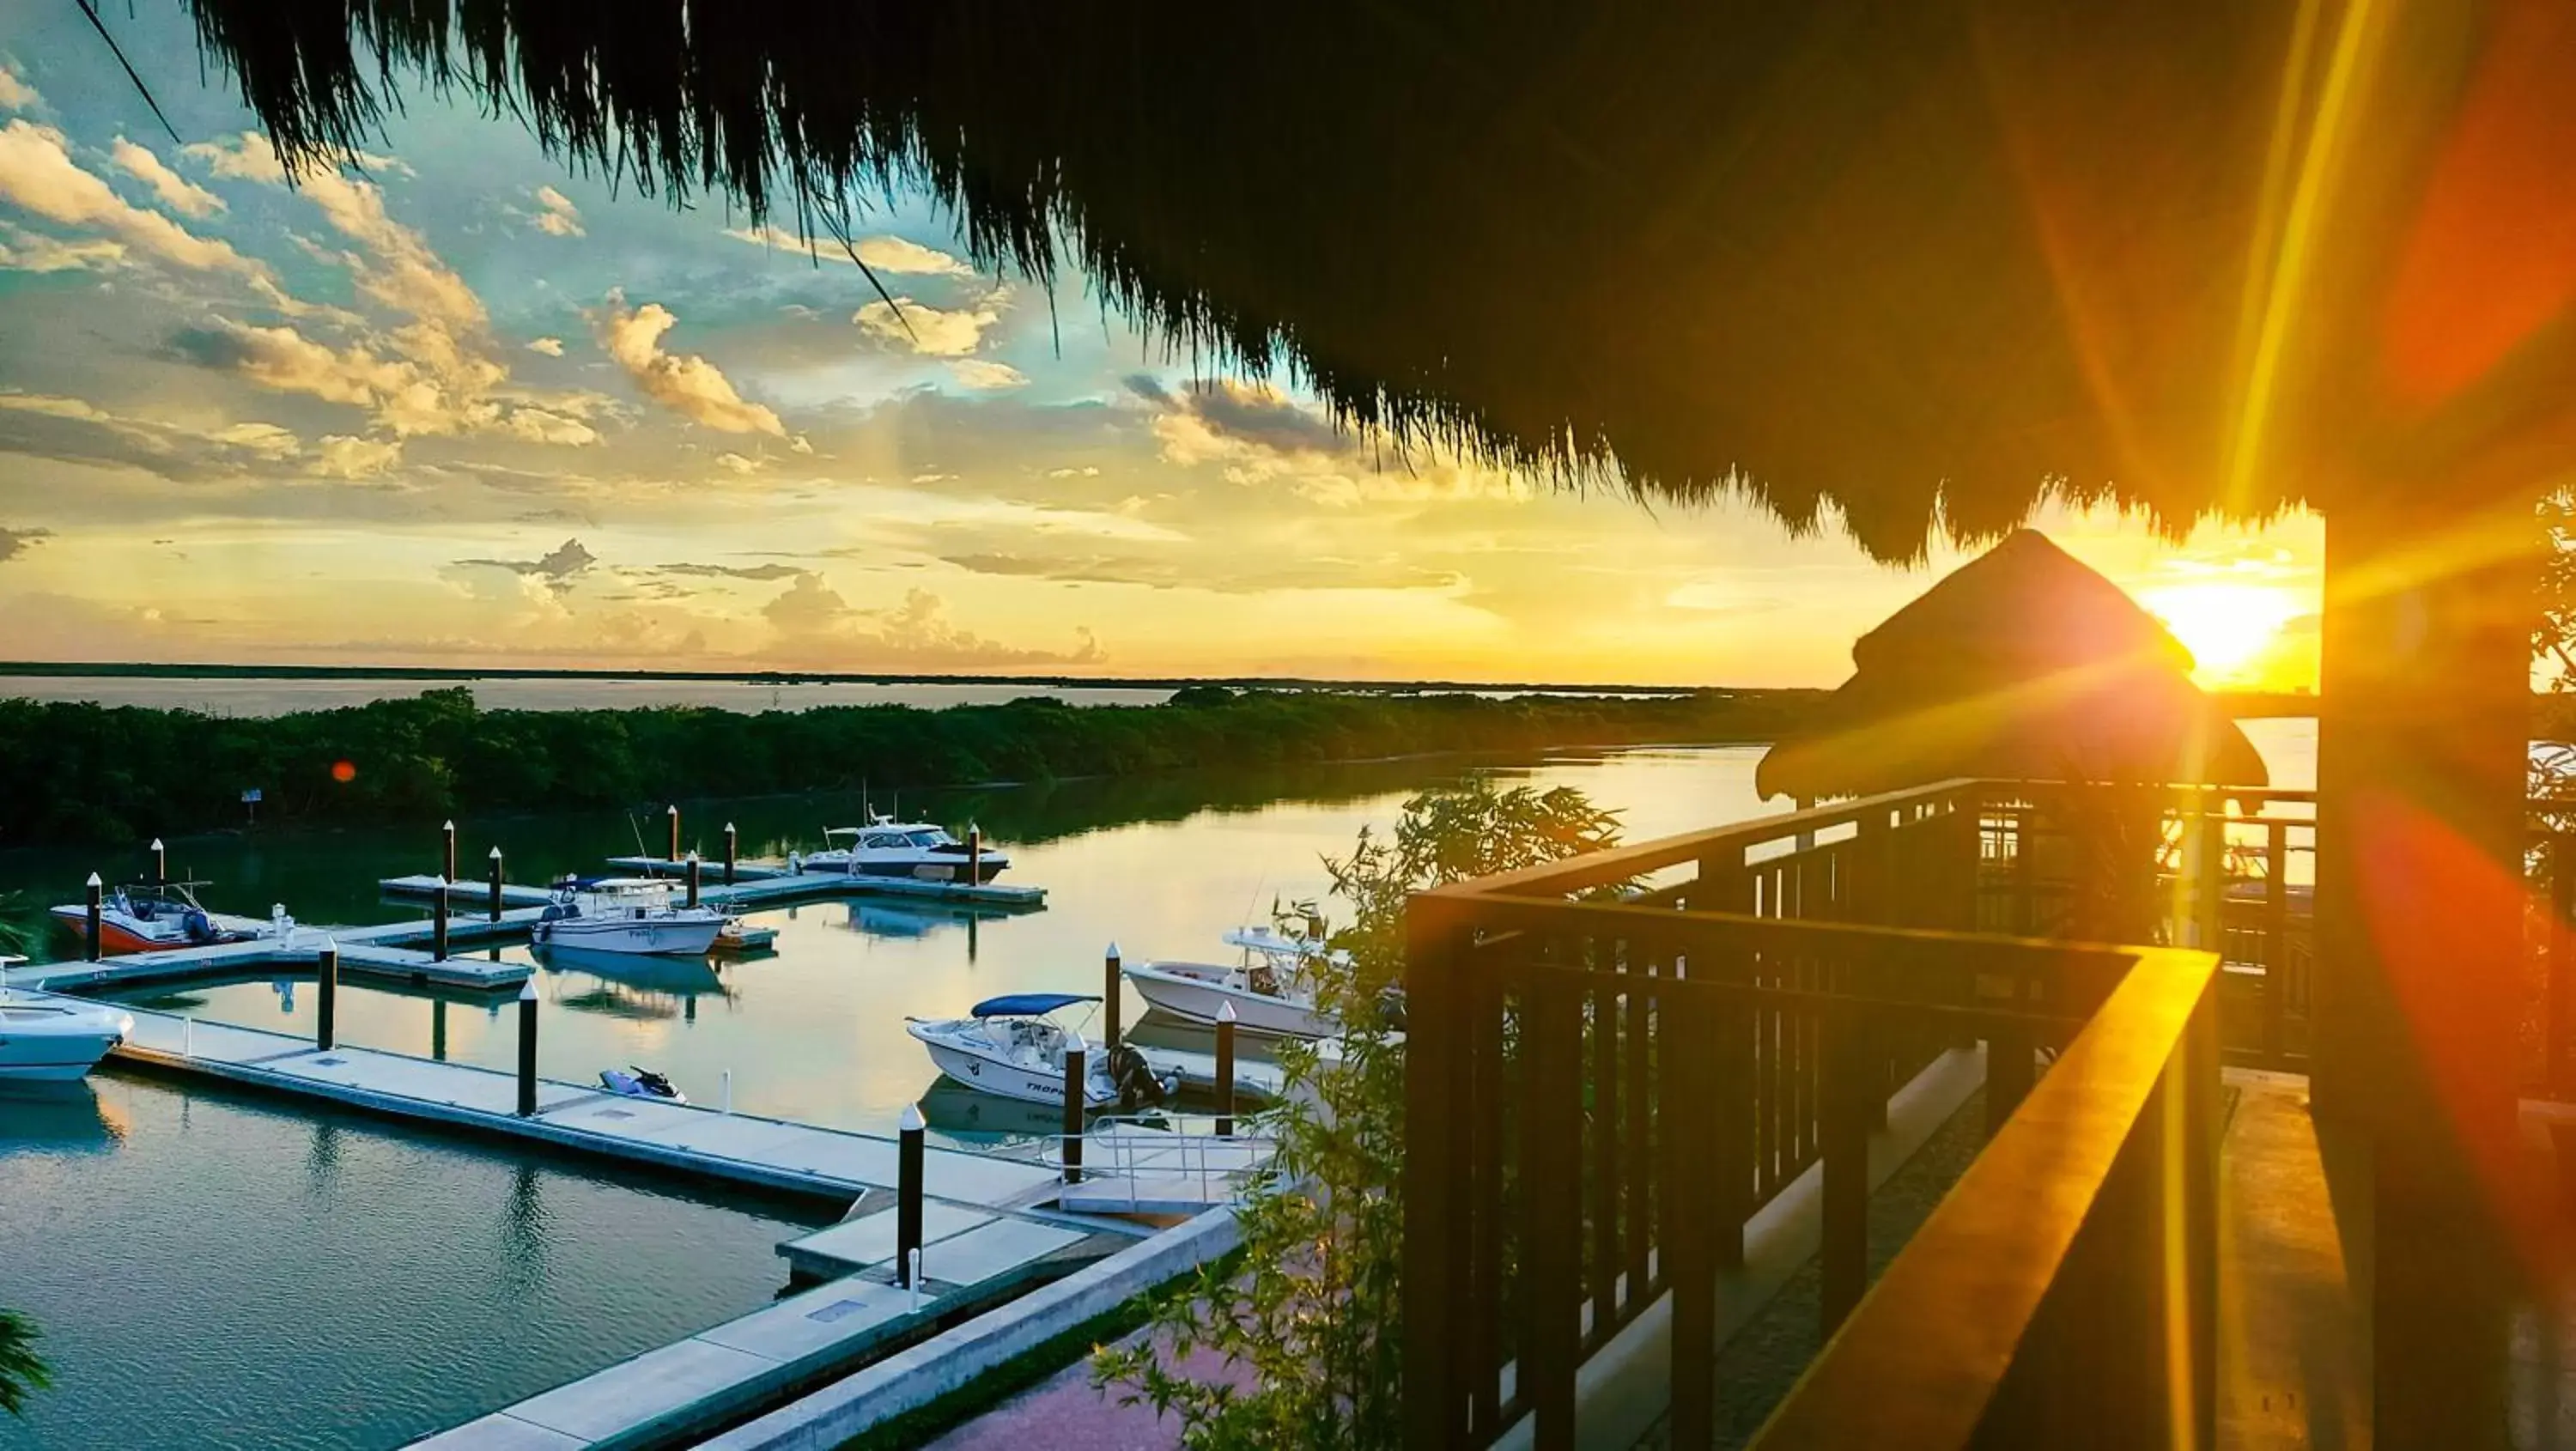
top-left (178, 3), bottom-right (2573, 556)
top-left (1754, 531), bottom-right (2267, 800)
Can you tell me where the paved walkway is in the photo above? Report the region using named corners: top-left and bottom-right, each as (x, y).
top-left (2217, 1072), bottom-right (2372, 1449)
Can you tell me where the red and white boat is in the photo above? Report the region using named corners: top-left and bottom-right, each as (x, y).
top-left (50, 881), bottom-right (267, 956)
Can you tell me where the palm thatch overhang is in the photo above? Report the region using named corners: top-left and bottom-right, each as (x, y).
top-left (176, 1), bottom-right (2576, 558)
top-left (1755, 531), bottom-right (2267, 801)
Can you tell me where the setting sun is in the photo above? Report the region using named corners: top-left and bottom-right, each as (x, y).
top-left (2136, 582), bottom-right (2306, 689)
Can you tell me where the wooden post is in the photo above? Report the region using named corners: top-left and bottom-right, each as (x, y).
top-left (440, 819), bottom-right (457, 884)
top-left (487, 847), bottom-right (505, 924)
top-left (685, 851), bottom-right (702, 909)
top-left (431, 999), bottom-right (447, 1061)
top-left (315, 938), bottom-right (338, 1050)
top-left (2313, 494), bottom-right (2530, 1448)
top-left (1103, 942), bottom-right (1123, 1055)
top-left (968, 823), bottom-right (982, 884)
top-left (149, 837), bottom-right (166, 886)
top-left (723, 823), bottom-right (738, 886)
top-left (1820, 1003), bottom-right (1872, 1333)
top-left (666, 804), bottom-right (681, 865)
top-left (896, 1102), bottom-right (925, 1287)
top-left (430, 879), bottom-right (450, 962)
top-left (515, 977), bottom-right (539, 1116)
top-left (2263, 822), bottom-right (2292, 1065)
top-left (84, 872), bottom-right (103, 962)
top-left (1061, 1035), bottom-right (1086, 1183)
top-left (1214, 999), bottom-right (1237, 1138)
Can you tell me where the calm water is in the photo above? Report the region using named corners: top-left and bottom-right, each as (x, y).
top-left (0, 674), bottom-right (1175, 716)
top-left (0, 1075), bottom-right (820, 1451)
top-left (0, 729), bottom-right (2319, 1448)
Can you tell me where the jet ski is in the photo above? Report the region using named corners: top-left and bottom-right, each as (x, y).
top-left (598, 1065), bottom-right (687, 1103)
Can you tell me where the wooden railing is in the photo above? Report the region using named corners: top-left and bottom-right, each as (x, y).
top-left (1400, 780), bottom-right (2227, 1449)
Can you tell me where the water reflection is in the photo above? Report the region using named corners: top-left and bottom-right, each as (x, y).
top-left (0, 1079), bottom-right (124, 1151)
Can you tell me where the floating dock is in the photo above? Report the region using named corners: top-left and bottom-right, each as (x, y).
top-left (7, 932), bottom-right (526, 995)
top-left (604, 857), bottom-right (1047, 910)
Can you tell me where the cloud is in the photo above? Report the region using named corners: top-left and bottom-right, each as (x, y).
top-left (111, 138), bottom-right (222, 218)
top-left (454, 537), bottom-right (597, 595)
top-left (530, 185), bottom-right (584, 237)
top-left (0, 222), bottom-right (122, 272)
top-left (182, 131), bottom-right (288, 184)
top-left (656, 562), bottom-right (807, 581)
top-left (0, 390), bottom-right (332, 482)
top-left (714, 452), bottom-right (760, 476)
top-left (309, 434), bottom-right (402, 479)
top-left (0, 66), bottom-right (38, 112)
top-left (854, 294), bottom-right (1004, 357)
top-left (526, 337), bottom-right (565, 356)
top-left (950, 359), bottom-right (1029, 391)
top-left (0, 121), bottom-right (269, 280)
top-left (1046, 465), bottom-right (1103, 478)
top-left (726, 226), bottom-right (972, 276)
top-left (593, 292), bottom-right (786, 435)
top-left (762, 577), bottom-right (1105, 666)
top-left (0, 525), bottom-right (50, 563)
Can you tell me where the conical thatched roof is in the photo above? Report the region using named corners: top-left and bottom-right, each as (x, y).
top-left (1754, 531), bottom-right (2268, 800)
top-left (176, 3), bottom-right (2570, 558)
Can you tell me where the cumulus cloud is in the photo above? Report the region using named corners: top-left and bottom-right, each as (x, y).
top-left (726, 226), bottom-right (972, 276)
top-left (455, 537), bottom-right (597, 595)
top-left (0, 65), bottom-right (39, 112)
top-left (593, 292), bottom-right (785, 435)
top-left (0, 390), bottom-right (342, 482)
top-left (763, 577), bottom-right (1104, 666)
top-left (714, 452), bottom-right (760, 476)
top-left (950, 359), bottom-right (1028, 391)
top-left (0, 222), bottom-right (121, 272)
top-left (0, 121), bottom-right (269, 280)
top-left (526, 337), bottom-right (565, 356)
top-left (530, 185), bottom-right (584, 238)
top-left (309, 434), bottom-right (402, 479)
top-left (1046, 465), bottom-right (1103, 478)
top-left (111, 138), bottom-right (222, 218)
top-left (0, 525), bottom-right (51, 563)
top-left (854, 294), bottom-right (1004, 357)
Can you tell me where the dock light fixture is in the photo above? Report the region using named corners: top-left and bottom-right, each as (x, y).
top-left (516, 975), bottom-right (540, 1116)
top-left (1104, 942), bottom-right (1123, 1053)
top-left (149, 837), bottom-right (166, 885)
top-left (1216, 999), bottom-right (1238, 1138)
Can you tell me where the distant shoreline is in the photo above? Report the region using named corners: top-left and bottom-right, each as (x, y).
top-left (0, 661), bottom-right (2334, 713)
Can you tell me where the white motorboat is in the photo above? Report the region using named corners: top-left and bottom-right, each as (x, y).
top-left (1121, 926), bottom-right (1349, 1040)
top-left (49, 880), bottom-right (268, 956)
top-left (530, 877), bottom-right (725, 956)
top-left (906, 993), bottom-right (1174, 1110)
top-left (803, 816), bottom-right (1010, 883)
top-left (0, 960), bottom-right (134, 1083)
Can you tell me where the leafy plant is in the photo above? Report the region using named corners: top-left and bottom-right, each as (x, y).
top-left (1095, 780), bottom-right (1619, 1449)
top-left (0, 1309), bottom-right (50, 1419)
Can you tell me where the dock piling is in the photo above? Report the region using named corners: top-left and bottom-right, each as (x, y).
top-left (487, 847), bottom-right (505, 922)
top-left (1103, 942), bottom-right (1122, 1055)
top-left (83, 872), bottom-right (102, 962)
top-left (430, 879), bottom-right (451, 962)
top-left (440, 819), bottom-right (457, 884)
top-left (686, 852), bottom-right (702, 908)
top-left (968, 823), bottom-right (982, 884)
top-left (182, 1014), bottom-right (194, 1059)
top-left (1215, 999), bottom-right (1237, 1138)
top-left (515, 978), bottom-right (539, 1116)
top-left (666, 804), bottom-right (681, 864)
top-left (149, 837), bottom-right (166, 885)
top-left (720, 1068), bottom-right (733, 1115)
top-left (723, 823), bottom-right (738, 885)
top-left (1061, 1037), bottom-right (1086, 1184)
top-left (316, 937), bottom-right (339, 1051)
top-left (896, 1102), bottom-right (925, 1290)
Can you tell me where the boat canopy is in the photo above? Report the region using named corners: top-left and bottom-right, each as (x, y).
top-left (969, 992), bottom-right (1099, 1018)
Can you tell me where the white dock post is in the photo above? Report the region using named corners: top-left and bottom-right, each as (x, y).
top-left (908, 1248), bottom-right (923, 1312)
top-left (440, 819), bottom-right (458, 884)
top-left (149, 837), bottom-right (166, 886)
top-left (723, 823), bottom-right (738, 885)
top-left (666, 804), bottom-right (681, 865)
top-left (183, 1015), bottom-right (195, 1059)
top-left (721, 1069), bottom-right (733, 1115)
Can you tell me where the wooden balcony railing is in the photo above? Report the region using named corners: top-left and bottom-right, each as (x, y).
top-left (1400, 780), bottom-right (2227, 1449)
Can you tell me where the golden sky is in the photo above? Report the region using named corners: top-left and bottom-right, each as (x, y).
top-left (0, 13), bottom-right (2321, 692)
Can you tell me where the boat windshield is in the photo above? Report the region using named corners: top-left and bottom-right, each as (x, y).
top-left (906, 829), bottom-right (951, 848)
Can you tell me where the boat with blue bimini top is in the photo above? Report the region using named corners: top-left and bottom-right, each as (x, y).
top-left (803, 815), bottom-right (1011, 883)
top-left (531, 877), bottom-right (725, 956)
top-left (49, 879), bottom-right (269, 956)
top-left (905, 992), bottom-right (1174, 1110)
